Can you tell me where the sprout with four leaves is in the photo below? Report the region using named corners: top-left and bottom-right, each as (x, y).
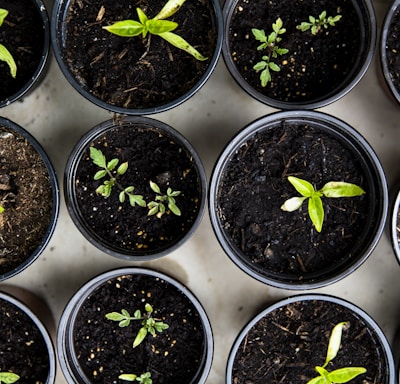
top-left (297, 11), bottom-right (342, 35)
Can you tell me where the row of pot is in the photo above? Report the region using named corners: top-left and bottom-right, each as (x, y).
top-left (2, 0), bottom-right (400, 112)
top-left (0, 268), bottom-right (398, 383)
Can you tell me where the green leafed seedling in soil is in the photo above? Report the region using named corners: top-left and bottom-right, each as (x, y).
top-left (0, 372), bottom-right (20, 384)
top-left (106, 303), bottom-right (169, 348)
top-left (0, 8), bottom-right (17, 78)
top-left (90, 147), bottom-right (146, 208)
top-left (102, 0), bottom-right (207, 61)
top-left (147, 180), bottom-right (181, 218)
top-left (306, 322), bottom-right (366, 384)
top-left (119, 372), bottom-right (152, 383)
top-left (281, 176), bottom-right (365, 232)
top-left (296, 10), bottom-right (342, 35)
top-left (252, 18), bottom-right (289, 87)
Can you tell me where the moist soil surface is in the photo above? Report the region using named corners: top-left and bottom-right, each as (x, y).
top-left (228, 0), bottom-right (361, 103)
top-left (74, 123), bottom-right (202, 255)
top-left (0, 0), bottom-right (45, 102)
top-left (231, 299), bottom-right (388, 383)
top-left (0, 297), bottom-right (51, 383)
top-left (62, 0), bottom-right (218, 110)
top-left (0, 127), bottom-right (53, 276)
top-left (73, 273), bottom-right (206, 383)
top-left (217, 121), bottom-right (369, 282)
top-left (385, 5), bottom-right (400, 94)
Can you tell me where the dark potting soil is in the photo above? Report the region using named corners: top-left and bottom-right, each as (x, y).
top-left (0, 127), bottom-right (53, 276)
top-left (74, 124), bottom-right (202, 255)
top-left (73, 273), bottom-right (206, 383)
top-left (62, 0), bottom-right (217, 110)
top-left (385, 6), bottom-right (400, 94)
top-left (228, 0), bottom-right (361, 103)
top-left (231, 299), bottom-right (387, 383)
top-left (217, 121), bottom-right (369, 280)
top-left (0, 0), bottom-right (45, 102)
top-left (0, 298), bottom-right (51, 383)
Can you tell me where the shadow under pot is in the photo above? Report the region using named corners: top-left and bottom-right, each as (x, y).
top-left (57, 267), bottom-right (213, 384)
top-left (51, 0), bottom-right (222, 115)
top-left (0, 117), bottom-right (60, 282)
top-left (0, 0), bottom-right (50, 107)
top-left (226, 294), bottom-right (395, 384)
top-left (209, 110), bottom-right (387, 289)
top-left (64, 116), bottom-right (207, 260)
top-left (222, 0), bottom-right (376, 109)
top-left (380, 0), bottom-right (400, 106)
top-left (0, 291), bottom-right (56, 383)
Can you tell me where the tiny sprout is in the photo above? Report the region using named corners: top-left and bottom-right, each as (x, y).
top-left (296, 11), bottom-right (342, 35)
top-left (147, 180), bottom-right (181, 218)
top-left (119, 372), bottom-right (152, 383)
top-left (252, 18), bottom-right (289, 87)
top-left (90, 147), bottom-right (146, 207)
top-left (106, 304), bottom-right (169, 348)
top-left (103, 0), bottom-right (207, 61)
top-left (306, 322), bottom-right (366, 384)
top-left (0, 8), bottom-right (17, 78)
top-left (0, 371), bottom-right (20, 384)
top-left (281, 176), bottom-right (365, 232)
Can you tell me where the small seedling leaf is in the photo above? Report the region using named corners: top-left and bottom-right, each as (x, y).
top-left (154, 322), bottom-right (169, 332)
top-left (155, 0), bottom-right (186, 20)
top-left (105, 312), bottom-right (126, 321)
top-left (324, 321), bottom-right (348, 367)
top-left (0, 44), bottom-right (17, 78)
top-left (168, 202), bottom-right (181, 216)
top-left (119, 191), bottom-right (126, 203)
top-left (321, 182), bottom-right (365, 198)
top-left (119, 374), bottom-right (138, 381)
top-left (281, 196), bottom-right (307, 212)
top-left (0, 372), bottom-right (20, 384)
top-left (133, 327), bottom-right (148, 348)
top-left (269, 62), bottom-right (281, 72)
top-left (118, 162), bottom-right (129, 175)
top-left (94, 170), bottom-right (107, 180)
top-left (137, 7), bottom-right (148, 25)
top-left (308, 195), bottom-right (324, 232)
top-left (288, 176), bottom-right (315, 197)
top-left (159, 31), bottom-right (208, 61)
top-left (146, 19), bottom-right (178, 35)
top-left (107, 158), bottom-right (119, 171)
top-left (252, 28), bottom-right (266, 43)
top-left (260, 68), bottom-right (271, 87)
top-left (0, 8), bottom-right (8, 26)
top-left (90, 147), bottom-right (107, 168)
top-left (103, 20), bottom-right (144, 37)
top-left (149, 181), bottom-right (161, 194)
top-left (327, 367), bottom-right (367, 383)
top-left (134, 309), bottom-right (142, 319)
top-left (253, 61), bottom-right (267, 71)
top-left (145, 303), bottom-right (153, 313)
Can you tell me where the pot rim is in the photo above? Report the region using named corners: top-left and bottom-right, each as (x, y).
top-left (0, 117), bottom-right (60, 282)
top-left (0, 291), bottom-right (56, 384)
top-left (390, 184), bottom-right (400, 264)
top-left (57, 266), bottom-right (214, 384)
top-left (0, 0), bottom-right (50, 108)
top-left (222, 0), bottom-right (377, 110)
top-left (64, 115), bottom-right (207, 260)
top-left (209, 110), bottom-right (388, 290)
top-left (226, 293), bottom-right (396, 384)
top-left (50, 0), bottom-right (223, 115)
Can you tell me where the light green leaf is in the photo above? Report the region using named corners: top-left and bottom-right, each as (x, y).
top-left (149, 181), bottom-right (161, 194)
top-left (155, 0), bottom-right (186, 20)
top-left (103, 20), bottom-right (144, 37)
top-left (319, 11), bottom-right (327, 20)
top-left (0, 44), bottom-right (17, 78)
top-left (308, 195), bottom-right (324, 232)
top-left (0, 206), bottom-right (4, 214)
top-left (105, 312), bottom-right (126, 321)
top-left (168, 202), bottom-right (181, 216)
top-left (288, 176), bottom-right (315, 197)
top-left (253, 61), bottom-right (267, 71)
top-left (125, 186), bottom-right (134, 193)
top-left (145, 303), bottom-right (153, 313)
top-left (0, 372), bottom-right (20, 384)
top-left (315, 366), bottom-right (330, 379)
top-left (117, 162), bottom-right (128, 175)
top-left (251, 28), bottom-right (267, 43)
top-left (119, 191), bottom-right (126, 203)
top-left (281, 196), bottom-right (307, 212)
top-left (321, 182), bottom-right (365, 198)
top-left (133, 327), bottom-right (148, 348)
top-left (94, 170), bottom-right (107, 180)
top-left (129, 194), bottom-right (146, 207)
top-left (107, 158), bottom-right (119, 171)
top-left (269, 62), bottom-right (280, 72)
top-left (90, 147), bottom-right (107, 168)
top-left (0, 8), bottom-right (8, 26)
top-left (272, 17), bottom-right (283, 33)
top-left (260, 68), bottom-right (271, 87)
top-left (154, 322), bottom-right (169, 332)
top-left (119, 374), bottom-right (137, 381)
top-left (324, 322), bottom-right (348, 367)
top-left (136, 8), bottom-right (148, 25)
top-left (159, 31), bottom-right (208, 61)
top-left (146, 19), bottom-right (178, 35)
top-left (327, 367), bottom-right (366, 383)
top-left (133, 309), bottom-right (142, 319)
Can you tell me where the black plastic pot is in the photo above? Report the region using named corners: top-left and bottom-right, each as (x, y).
top-left (226, 294), bottom-right (396, 384)
top-left (222, 0), bottom-right (376, 109)
top-left (0, 117), bottom-right (60, 282)
top-left (57, 267), bottom-right (214, 384)
top-left (0, 0), bottom-right (50, 108)
top-left (380, 0), bottom-right (400, 106)
top-left (64, 116), bottom-right (207, 260)
top-left (51, 0), bottom-right (223, 115)
top-left (209, 110), bottom-right (388, 289)
top-left (0, 290), bottom-right (56, 383)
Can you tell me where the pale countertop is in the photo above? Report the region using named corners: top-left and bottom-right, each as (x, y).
top-left (1, 0), bottom-right (400, 383)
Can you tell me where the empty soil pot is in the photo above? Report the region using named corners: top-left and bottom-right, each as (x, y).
top-left (222, 0), bottom-right (376, 109)
top-left (0, 0), bottom-right (50, 107)
top-left (57, 267), bottom-right (214, 384)
top-left (0, 117), bottom-right (60, 282)
top-left (64, 116), bottom-right (207, 260)
top-left (226, 294), bottom-right (395, 384)
top-left (51, 0), bottom-right (223, 115)
top-left (209, 110), bottom-right (388, 289)
top-left (0, 290), bottom-right (56, 383)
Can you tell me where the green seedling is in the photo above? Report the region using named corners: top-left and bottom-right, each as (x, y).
top-left (147, 180), bottom-right (181, 218)
top-left (106, 303), bottom-right (169, 348)
top-left (0, 372), bottom-right (20, 384)
top-left (306, 322), bottom-right (366, 384)
top-left (102, 0), bottom-right (207, 61)
top-left (90, 147), bottom-right (146, 207)
top-left (0, 8), bottom-right (17, 78)
top-left (281, 176), bottom-right (365, 232)
top-left (0, 206), bottom-right (4, 213)
top-left (119, 372), bottom-right (152, 383)
top-left (297, 11), bottom-right (342, 35)
top-left (252, 18), bottom-right (289, 87)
